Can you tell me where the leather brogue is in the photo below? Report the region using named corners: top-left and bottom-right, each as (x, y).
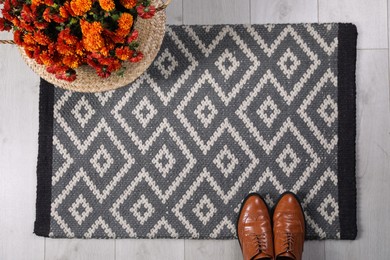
top-left (237, 193), bottom-right (274, 260)
top-left (273, 192), bottom-right (305, 260)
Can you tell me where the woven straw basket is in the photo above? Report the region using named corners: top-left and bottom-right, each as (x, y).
top-left (0, 0), bottom-right (169, 92)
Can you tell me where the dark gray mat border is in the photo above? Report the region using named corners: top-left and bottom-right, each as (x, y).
top-left (34, 79), bottom-right (54, 237)
top-left (337, 23), bottom-right (358, 240)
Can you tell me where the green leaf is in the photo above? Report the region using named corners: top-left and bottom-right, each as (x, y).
top-left (111, 14), bottom-right (120, 21)
top-left (116, 66), bottom-right (126, 77)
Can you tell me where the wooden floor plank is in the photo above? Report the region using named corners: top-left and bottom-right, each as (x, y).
top-left (303, 241), bottom-right (325, 260)
top-left (182, 0), bottom-right (250, 25)
top-left (45, 239), bottom-right (115, 260)
top-left (325, 50), bottom-right (390, 259)
top-left (250, 0), bottom-right (318, 24)
top-left (116, 239), bottom-right (184, 260)
top-left (166, 0), bottom-right (183, 25)
top-left (185, 240), bottom-right (242, 260)
top-left (319, 0), bottom-right (388, 49)
top-left (0, 46), bottom-right (44, 260)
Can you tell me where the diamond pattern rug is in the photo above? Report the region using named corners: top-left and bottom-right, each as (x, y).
top-left (35, 23), bottom-right (357, 240)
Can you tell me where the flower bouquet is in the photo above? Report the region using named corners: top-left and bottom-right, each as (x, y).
top-left (0, 0), bottom-right (168, 92)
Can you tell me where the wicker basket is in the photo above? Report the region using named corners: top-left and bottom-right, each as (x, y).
top-left (0, 0), bottom-right (169, 93)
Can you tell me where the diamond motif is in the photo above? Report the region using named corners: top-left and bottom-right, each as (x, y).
top-left (297, 69), bottom-right (338, 153)
top-left (192, 195), bottom-right (217, 225)
top-left (256, 96), bottom-right (281, 128)
top-left (317, 95), bottom-right (338, 127)
top-left (84, 216), bottom-right (116, 238)
top-left (132, 96), bottom-right (158, 128)
top-left (149, 27), bottom-right (198, 106)
top-left (305, 24), bottom-right (338, 56)
top-left (71, 96), bottom-right (95, 128)
top-left (202, 25), bottom-right (213, 32)
top-left (90, 144), bottom-right (114, 178)
top-left (194, 96), bottom-right (218, 128)
top-left (277, 48), bottom-right (301, 79)
top-left (147, 216), bottom-right (179, 238)
top-left (276, 144), bottom-right (301, 177)
top-left (155, 48), bottom-right (179, 79)
top-left (317, 194), bottom-right (339, 225)
top-left (215, 48), bottom-right (240, 80)
top-left (186, 26), bottom-right (260, 106)
top-left (52, 135), bottom-right (74, 185)
top-left (95, 91), bottom-right (114, 106)
top-left (152, 144), bottom-right (176, 178)
top-left (265, 24), bottom-right (276, 32)
top-left (68, 194), bottom-right (93, 225)
top-left (129, 194), bottom-right (155, 225)
top-left (213, 145), bottom-right (239, 178)
top-left (246, 25), bottom-right (320, 105)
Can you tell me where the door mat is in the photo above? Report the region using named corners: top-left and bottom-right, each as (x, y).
top-left (35, 23), bottom-right (357, 240)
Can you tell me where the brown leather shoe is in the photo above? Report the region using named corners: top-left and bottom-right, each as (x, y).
top-left (273, 192), bottom-right (305, 260)
top-left (237, 193), bottom-right (274, 260)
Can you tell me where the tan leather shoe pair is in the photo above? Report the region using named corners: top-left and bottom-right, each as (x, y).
top-left (237, 192), bottom-right (305, 260)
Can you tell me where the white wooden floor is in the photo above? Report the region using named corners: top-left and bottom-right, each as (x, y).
top-left (1, 0), bottom-right (390, 259)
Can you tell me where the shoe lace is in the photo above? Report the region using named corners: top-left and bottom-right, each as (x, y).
top-left (250, 232), bottom-right (268, 254)
top-left (282, 232), bottom-right (295, 253)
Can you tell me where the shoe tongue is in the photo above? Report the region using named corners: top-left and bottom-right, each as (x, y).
top-left (277, 251), bottom-right (295, 259)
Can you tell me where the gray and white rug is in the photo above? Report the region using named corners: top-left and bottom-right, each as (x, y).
top-left (35, 23), bottom-right (357, 240)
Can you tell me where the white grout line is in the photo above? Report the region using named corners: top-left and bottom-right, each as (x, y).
top-left (44, 237), bottom-right (46, 260)
top-left (249, 0), bottom-right (252, 25)
top-left (357, 48), bottom-right (389, 50)
top-left (183, 239), bottom-right (186, 260)
top-left (181, 0), bottom-right (184, 25)
top-left (317, 0), bottom-right (320, 23)
top-left (386, 0), bottom-right (390, 107)
top-left (114, 239), bottom-right (116, 260)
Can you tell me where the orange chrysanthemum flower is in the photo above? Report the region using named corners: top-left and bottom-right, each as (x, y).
top-left (47, 43), bottom-right (57, 55)
top-left (63, 1), bottom-right (76, 16)
top-left (23, 33), bottom-right (36, 45)
top-left (34, 31), bottom-right (51, 45)
top-left (42, 7), bottom-right (52, 22)
top-left (75, 42), bottom-right (85, 56)
top-left (13, 30), bottom-right (23, 45)
top-left (62, 54), bottom-right (81, 69)
top-left (115, 46), bottom-right (133, 61)
top-left (38, 51), bottom-right (54, 66)
top-left (99, 0), bottom-right (115, 11)
top-left (19, 20), bottom-right (34, 32)
top-left (80, 20), bottom-right (105, 54)
top-left (57, 41), bottom-right (74, 55)
top-left (11, 17), bottom-right (20, 28)
top-left (21, 5), bottom-right (35, 23)
top-left (34, 21), bottom-right (49, 29)
top-left (23, 43), bottom-right (36, 52)
top-left (119, 0), bottom-right (136, 9)
top-left (31, 0), bottom-right (44, 7)
top-left (58, 28), bottom-right (78, 45)
top-left (44, 0), bottom-right (54, 6)
top-left (104, 29), bottom-right (125, 44)
top-left (116, 12), bottom-right (133, 37)
top-left (98, 57), bottom-right (121, 71)
top-left (70, 0), bottom-right (92, 16)
top-left (59, 6), bottom-right (69, 18)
